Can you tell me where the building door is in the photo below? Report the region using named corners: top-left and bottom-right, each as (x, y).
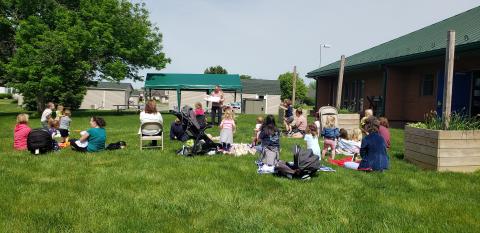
top-left (471, 71), bottom-right (480, 116)
top-left (346, 80), bottom-right (364, 113)
top-left (436, 71), bottom-right (472, 116)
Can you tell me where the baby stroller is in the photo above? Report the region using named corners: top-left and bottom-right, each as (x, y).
top-left (171, 105), bottom-right (221, 156)
top-left (275, 145), bottom-right (320, 180)
top-left (318, 106), bottom-right (339, 132)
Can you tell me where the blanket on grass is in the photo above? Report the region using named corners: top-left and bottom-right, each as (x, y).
top-left (328, 156), bottom-right (353, 167)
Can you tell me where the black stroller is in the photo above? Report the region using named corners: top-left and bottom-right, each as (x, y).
top-left (171, 106), bottom-right (220, 155)
top-left (275, 145), bottom-right (320, 180)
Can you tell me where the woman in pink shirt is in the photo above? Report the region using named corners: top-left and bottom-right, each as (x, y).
top-left (219, 109), bottom-right (236, 151)
top-left (14, 113), bottom-right (32, 150)
top-left (291, 109), bottom-right (308, 138)
top-left (378, 117), bottom-right (391, 149)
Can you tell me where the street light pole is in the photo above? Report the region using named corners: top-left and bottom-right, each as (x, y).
top-left (320, 44), bottom-right (331, 67)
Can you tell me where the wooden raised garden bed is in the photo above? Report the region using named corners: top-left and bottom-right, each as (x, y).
top-left (404, 125), bottom-right (480, 172)
top-left (337, 113), bottom-right (360, 134)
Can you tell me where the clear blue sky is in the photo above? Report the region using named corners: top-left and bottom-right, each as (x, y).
top-left (131, 0), bottom-right (480, 88)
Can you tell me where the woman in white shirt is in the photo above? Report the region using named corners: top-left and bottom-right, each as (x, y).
top-left (140, 100), bottom-right (163, 146)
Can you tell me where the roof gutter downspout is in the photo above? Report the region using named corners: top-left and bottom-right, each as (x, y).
top-left (381, 66), bottom-right (388, 117)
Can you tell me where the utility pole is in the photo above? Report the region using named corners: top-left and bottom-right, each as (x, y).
top-left (443, 30), bottom-right (455, 129)
top-left (336, 55), bottom-right (346, 109)
top-left (292, 66), bottom-right (297, 105)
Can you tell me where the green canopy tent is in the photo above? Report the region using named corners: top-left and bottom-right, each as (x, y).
top-left (144, 73), bottom-right (243, 110)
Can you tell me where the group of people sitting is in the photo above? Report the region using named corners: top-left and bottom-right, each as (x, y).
top-left (13, 91), bottom-right (390, 172)
top-left (256, 103), bottom-right (391, 172)
top-left (13, 102), bottom-right (107, 153)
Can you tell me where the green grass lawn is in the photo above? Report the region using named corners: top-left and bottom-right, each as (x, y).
top-left (0, 99), bottom-right (23, 113)
top-left (0, 108), bottom-right (479, 232)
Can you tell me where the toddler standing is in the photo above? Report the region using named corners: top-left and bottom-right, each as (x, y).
top-left (321, 115), bottom-right (340, 159)
top-left (219, 109), bottom-right (236, 151)
top-left (59, 109), bottom-right (72, 143)
top-left (251, 116), bottom-right (264, 147)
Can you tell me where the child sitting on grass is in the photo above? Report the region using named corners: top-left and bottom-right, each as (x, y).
top-left (251, 116), bottom-right (264, 147)
top-left (336, 128), bottom-right (361, 155)
top-left (13, 113), bottom-right (31, 151)
top-left (321, 115), bottom-right (340, 159)
top-left (48, 119), bottom-right (60, 151)
top-left (304, 123), bottom-right (321, 157)
top-left (219, 109), bottom-right (236, 152)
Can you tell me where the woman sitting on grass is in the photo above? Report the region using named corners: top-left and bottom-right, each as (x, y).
top-left (290, 109), bottom-right (308, 138)
top-left (70, 116), bottom-right (107, 152)
top-left (256, 114), bottom-right (280, 153)
top-left (344, 116), bottom-right (389, 171)
top-left (378, 117), bottom-right (391, 149)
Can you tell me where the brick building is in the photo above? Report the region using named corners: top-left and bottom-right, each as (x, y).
top-left (307, 6), bottom-right (480, 122)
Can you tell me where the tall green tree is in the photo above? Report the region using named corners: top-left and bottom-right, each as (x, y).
top-left (2, 0), bottom-right (170, 111)
top-left (277, 72), bottom-right (307, 103)
top-left (204, 65), bottom-right (228, 74)
top-left (240, 74), bottom-right (251, 80)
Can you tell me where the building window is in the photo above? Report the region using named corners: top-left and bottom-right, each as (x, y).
top-left (421, 74), bottom-right (434, 96)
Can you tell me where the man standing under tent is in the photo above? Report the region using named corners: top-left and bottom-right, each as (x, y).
top-left (209, 85), bottom-right (225, 125)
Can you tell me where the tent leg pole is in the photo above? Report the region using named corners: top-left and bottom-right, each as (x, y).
top-left (177, 89), bottom-right (181, 111)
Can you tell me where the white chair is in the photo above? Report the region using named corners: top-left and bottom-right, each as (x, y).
top-left (139, 122), bottom-right (164, 150)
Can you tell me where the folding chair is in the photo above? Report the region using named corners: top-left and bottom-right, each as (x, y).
top-left (139, 122), bottom-right (164, 150)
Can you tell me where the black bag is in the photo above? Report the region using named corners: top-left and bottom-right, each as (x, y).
top-left (27, 128), bottom-right (54, 155)
top-left (106, 141), bottom-right (126, 150)
top-left (294, 145), bottom-right (320, 172)
top-left (275, 145), bottom-right (320, 178)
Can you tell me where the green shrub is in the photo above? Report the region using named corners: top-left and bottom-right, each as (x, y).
top-left (0, 93), bottom-right (13, 99)
top-left (303, 97), bottom-right (315, 106)
top-left (339, 108), bottom-right (355, 114)
top-left (408, 110), bottom-right (480, 130)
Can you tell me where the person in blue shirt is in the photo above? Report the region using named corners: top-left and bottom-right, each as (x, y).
top-left (170, 117), bottom-right (187, 141)
top-left (70, 116), bottom-right (106, 152)
top-left (345, 116), bottom-right (389, 171)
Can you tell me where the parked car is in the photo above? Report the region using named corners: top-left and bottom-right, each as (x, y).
top-left (228, 102), bottom-right (241, 110)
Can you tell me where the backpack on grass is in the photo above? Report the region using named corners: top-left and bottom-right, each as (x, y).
top-left (27, 128), bottom-right (54, 155)
top-left (106, 141), bottom-right (127, 150)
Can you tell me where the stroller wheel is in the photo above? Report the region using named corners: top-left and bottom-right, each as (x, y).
top-left (301, 174), bottom-right (311, 180)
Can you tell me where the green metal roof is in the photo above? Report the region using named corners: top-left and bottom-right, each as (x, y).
top-left (145, 73), bottom-right (242, 91)
top-left (241, 79), bottom-right (281, 95)
top-left (307, 6), bottom-right (480, 78)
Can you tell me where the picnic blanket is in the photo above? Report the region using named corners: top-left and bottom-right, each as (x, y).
top-left (229, 143), bottom-right (256, 156)
top-left (328, 156), bottom-right (353, 167)
top-left (318, 165), bottom-right (336, 172)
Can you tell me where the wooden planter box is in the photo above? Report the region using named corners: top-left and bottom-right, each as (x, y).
top-left (337, 113), bottom-right (360, 134)
top-left (404, 126), bottom-right (480, 172)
